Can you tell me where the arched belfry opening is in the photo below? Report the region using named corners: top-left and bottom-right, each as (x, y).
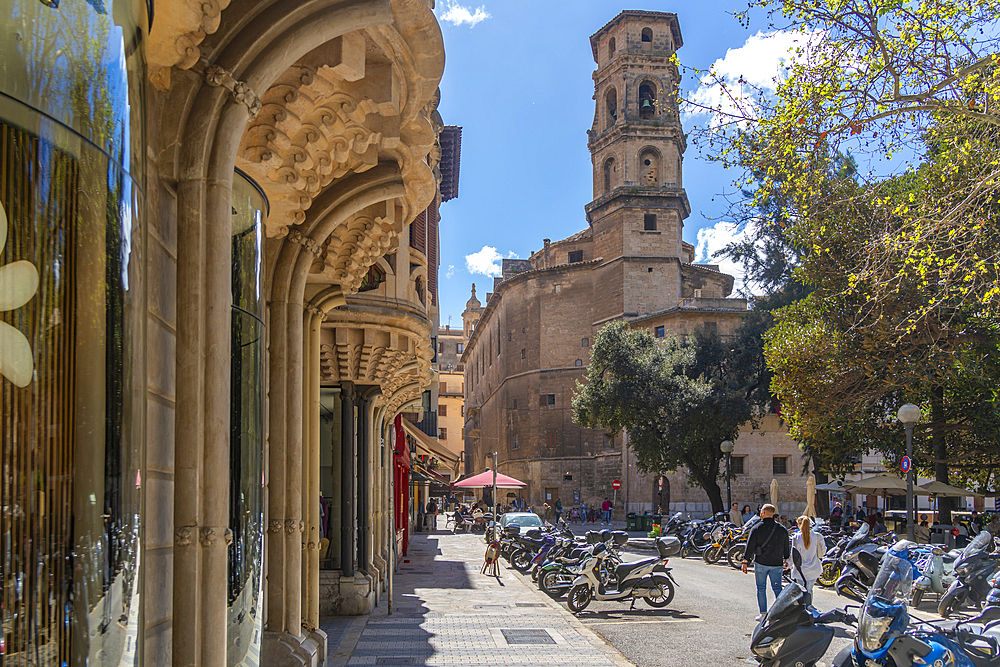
top-left (639, 148), bottom-right (660, 186)
top-left (606, 88), bottom-right (618, 128)
top-left (603, 157), bottom-right (615, 193)
top-left (641, 27), bottom-right (653, 49)
top-left (639, 82), bottom-right (656, 119)
top-left (608, 37), bottom-right (616, 59)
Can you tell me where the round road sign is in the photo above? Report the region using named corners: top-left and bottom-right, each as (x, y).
top-left (901, 456), bottom-right (911, 473)
top-left (612, 479), bottom-right (622, 490)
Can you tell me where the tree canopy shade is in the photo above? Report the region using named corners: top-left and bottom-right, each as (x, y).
top-left (686, 0), bottom-right (1000, 520)
top-left (572, 321), bottom-right (757, 513)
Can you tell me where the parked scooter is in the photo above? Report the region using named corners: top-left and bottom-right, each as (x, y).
top-left (566, 537), bottom-right (680, 612)
top-left (832, 539), bottom-right (1000, 667)
top-left (939, 530), bottom-right (1000, 618)
top-left (749, 580), bottom-right (855, 666)
top-left (911, 544), bottom-right (961, 607)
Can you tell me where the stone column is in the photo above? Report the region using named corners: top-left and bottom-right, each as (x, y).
top-left (340, 382), bottom-right (356, 577)
top-left (302, 307), bottom-right (322, 628)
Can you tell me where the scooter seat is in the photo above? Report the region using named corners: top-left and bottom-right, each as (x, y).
top-left (616, 557), bottom-right (660, 581)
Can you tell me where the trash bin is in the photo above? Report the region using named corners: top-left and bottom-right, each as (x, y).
top-left (640, 514), bottom-right (652, 532)
top-left (626, 513), bottom-right (638, 531)
top-left (651, 514), bottom-right (663, 529)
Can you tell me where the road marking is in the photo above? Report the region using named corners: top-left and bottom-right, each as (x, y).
top-left (582, 618), bottom-right (704, 625)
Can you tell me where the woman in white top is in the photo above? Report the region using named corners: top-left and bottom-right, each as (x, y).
top-left (791, 515), bottom-right (826, 597)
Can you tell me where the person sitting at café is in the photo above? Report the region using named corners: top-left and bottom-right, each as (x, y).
top-left (915, 514), bottom-right (931, 544)
top-left (872, 513), bottom-right (888, 536)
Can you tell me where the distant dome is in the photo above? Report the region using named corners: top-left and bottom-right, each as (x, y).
top-left (465, 283), bottom-right (481, 310)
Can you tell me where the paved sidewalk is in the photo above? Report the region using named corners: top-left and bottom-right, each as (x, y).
top-left (325, 517), bottom-right (634, 666)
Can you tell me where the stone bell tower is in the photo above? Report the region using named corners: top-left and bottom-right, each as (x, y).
top-left (585, 11), bottom-right (691, 319)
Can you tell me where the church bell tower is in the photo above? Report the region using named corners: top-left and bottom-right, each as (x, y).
top-left (586, 11), bottom-right (691, 318)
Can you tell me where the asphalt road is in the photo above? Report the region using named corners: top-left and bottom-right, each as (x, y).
top-left (518, 549), bottom-right (856, 667)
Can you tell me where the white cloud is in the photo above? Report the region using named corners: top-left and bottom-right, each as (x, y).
top-left (465, 245), bottom-right (511, 277)
top-left (685, 29), bottom-right (819, 128)
top-left (694, 221), bottom-right (752, 295)
top-left (445, 264), bottom-right (456, 279)
top-left (438, 1), bottom-right (491, 27)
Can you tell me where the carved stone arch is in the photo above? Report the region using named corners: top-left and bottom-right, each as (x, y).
top-left (408, 262), bottom-right (428, 307)
top-left (604, 85), bottom-right (618, 129)
top-left (637, 145), bottom-right (663, 186)
top-left (636, 76), bottom-right (659, 118)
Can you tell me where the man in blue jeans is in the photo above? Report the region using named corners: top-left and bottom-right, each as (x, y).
top-left (741, 503), bottom-right (790, 620)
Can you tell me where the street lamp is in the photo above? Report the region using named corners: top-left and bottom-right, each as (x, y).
top-left (897, 403), bottom-right (921, 542)
top-left (721, 440), bottom-right (735, 512)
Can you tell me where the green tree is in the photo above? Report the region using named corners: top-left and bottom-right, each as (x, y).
top-left (573, 321), bottom-right (756, 513)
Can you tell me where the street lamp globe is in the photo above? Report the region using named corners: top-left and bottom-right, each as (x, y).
top-left (720, 440), bottom-right (734, 454)
top-left (897, 403), bottom-right (921, 424)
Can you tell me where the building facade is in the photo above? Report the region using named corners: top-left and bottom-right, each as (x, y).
top-left (0, 0), bottom-right (455, 665)
top-left (461, 10), bottom-right (809, 518)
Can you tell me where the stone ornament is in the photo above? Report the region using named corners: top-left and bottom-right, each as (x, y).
top-left (268, 520), bottom-right (283, 533)
top-left (284, 520), bottom-right (297, 534)
top-left (175, 526), bottom-right (195, 547)
top-left (225, 528), bottom-right (234, 546)
top-left (199, 60), bottom-right (262, 119)
top-left (200, 527), bottom-right (218, 547)
top-left (0, 201), bottom-right (40, 388)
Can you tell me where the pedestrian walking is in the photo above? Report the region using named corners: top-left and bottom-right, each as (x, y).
top-left (790, 515), bottom-right (826, 598)
top-left (601, 497), bottom-right (612, 525)
top-left (729, 502), bottom-right (744, 528)
top-left (543, 502), bottom-right (552, 523)
top-left (742, 503), bottom-right (790, 620)
top-left (426, 498), bottom-right (437, 530)
top-left (554, 498), bottom-right (563, 522)
top-left (742, 505), bottom-right (753, 524)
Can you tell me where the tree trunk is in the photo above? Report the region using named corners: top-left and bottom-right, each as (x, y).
top-left (683, 453), bottom-right (725, 514)
top-left (932, 386), bottom-right (953, 524)
top-left (661, 474), bottom-right (671, 514)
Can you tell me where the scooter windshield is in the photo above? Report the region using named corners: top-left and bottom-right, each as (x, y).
top-left (763, 582), bottom-right (805, 628)
top-left (963, 529), bottom-right (992, 558)
top-left (858, 553), bottom-right (911, 654)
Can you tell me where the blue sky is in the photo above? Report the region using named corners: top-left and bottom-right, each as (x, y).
top-left (432, 1), bottom-right (795, 327)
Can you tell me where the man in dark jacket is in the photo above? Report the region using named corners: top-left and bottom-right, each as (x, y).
top-left (742, 503), bottom-right (790, 620)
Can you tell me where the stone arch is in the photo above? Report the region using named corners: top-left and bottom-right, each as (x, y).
top-left (637, 78), bottom-right (658, 119)
top-left (605, 86), bottom-right (618, 129)
top-left (409, 262), bottom-right (428, 307)
top-left (638, 146), bottom-right (661, 186)
top-left (641, 26), bottom-right (653, 48)
top-left (603, 157), bottom-right (616, 193)
top-left (608, 36), bottom-right (616, 60)
top-left (154, 1), bottom-right (443, 663)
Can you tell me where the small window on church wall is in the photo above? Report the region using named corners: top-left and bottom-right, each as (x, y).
top-left (568, 250), bottom-right (583, 263)
top-left (608, 37), bottom-right (616, 58)
top-left (606, 88), bottom-right (618, 127)
top-left (641, 27), bottom-right (653, 44)
top-left (575, 359), bottom-right (583, 367)
top-left (603, 158), bottom-right (615, 193)
top-left (644, 214), bottom-right (657, 231)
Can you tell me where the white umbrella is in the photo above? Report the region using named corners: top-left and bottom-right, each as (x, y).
top-left (814, 480), bottom-right (850, 492)
top-left (918, 481), bottom-right (984, 498)
top-left (842, 474), bottom-right (908, 493)
top-left (804, 474), bottom-right (816, 518)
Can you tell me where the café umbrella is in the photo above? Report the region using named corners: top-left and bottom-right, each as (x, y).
top-left (452, 470), bottom-right (527, 488)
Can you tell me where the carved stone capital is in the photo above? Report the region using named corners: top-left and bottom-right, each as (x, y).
top-left (175, 526), bottom-right (196, 547)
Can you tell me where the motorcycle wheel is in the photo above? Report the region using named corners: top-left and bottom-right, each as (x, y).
top-left (644, 577), bottom-right (675, 608)
top-left (679, 544), bottom-right (691, 559)
top-left (567, 584), bottom-right (593, 612)
top-left (911, 588), bottom-right (924, 608)
top-left (703, 545), bottom-right (722, 564)
top-left (540, 571), bottom-right (565, 598)
top-left (938, 588), bottom-right (965, 618)
top-left (511, 549), bottom-right (533, 573)
top-left (531, 566), bottom-right (539, 582)
top-left (727, 544), bottom-right (746, 570)
top-left (817, 562), bottom-right (841, 588)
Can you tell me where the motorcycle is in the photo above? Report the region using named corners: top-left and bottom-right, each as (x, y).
top-left (939, 529), bottom-right (1000, 618)
top-left (834, 523), bottom-right (898, 601)
top-left (911, 544), bottom-right (961, 608)
top-left (750, 579), bottom-right (855, 666)
top-left (832, 539), bottom-right (1000, 667)
top-left (538, 534), bottom-right (623, 598)
top-left (566, 536), bottom-right (680, 612)
top-left (726, 515), bottom-right (762, 570)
